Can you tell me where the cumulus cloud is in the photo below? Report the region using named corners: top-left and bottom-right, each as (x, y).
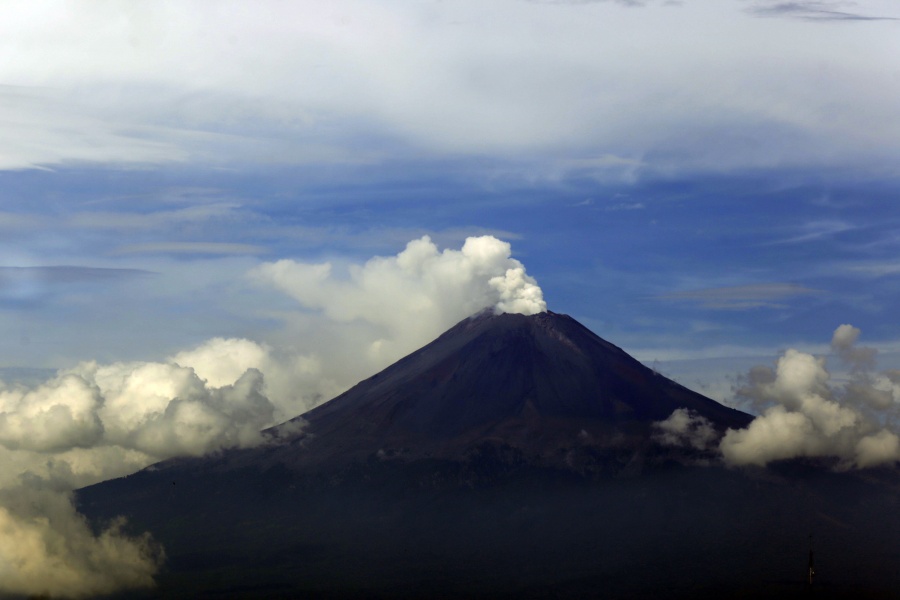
top-left (719, 325), bottom-right (900, 468)
top-left (0, 348), bottom-right (282, 596)
top-left (170, 337), bottom-right (272, 389)
top-left (54, 360), bottom-right (277, 460)
top-left (0, 375), bottom-right (104, 453)
top-left (169, 336), bottom-right (342, 422)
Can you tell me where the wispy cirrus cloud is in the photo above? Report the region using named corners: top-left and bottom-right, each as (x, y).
top-left (840, 262), bottom-right (900, 278)
top-left (764, 219), bottom-right (858, 245)
top-left (0, 266), bottom-right (154, 310)
top-left (746, 1), bottom-right (899, 21)
top-left (66, 203), bottom-right (244, 230)
top-left (0, 266), bottom-right (153, 284)
top-left (112, 243), bottom-right (267, 256)
top-left (659, 282), bottom-right (821, 310)
top-left (0, 1), bottom-right (897, 176)
top-left (526, 0), bottom-right (657, 6)
top-left (0, 212), bottom-right (42, 230)
top-left (0, 85), bottom-right (190, 171)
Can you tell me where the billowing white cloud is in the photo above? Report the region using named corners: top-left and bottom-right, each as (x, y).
top-left (169, 336), bottom-right (342, 422)
top-left (170, 337), bottom-right (271, 389)
top-left (57, 360), bottom-right (276, 459)
top-left (252, 235), bottom-right (546, 367)
top-left (0, 354), bottom-right (280, 596)
top-left (719, 325), bottom-right (900, 468)
top-left (0, 375), bottom-right (104, 452)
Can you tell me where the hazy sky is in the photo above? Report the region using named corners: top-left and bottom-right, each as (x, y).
top-left (2, 0), bottom-right (900, 394)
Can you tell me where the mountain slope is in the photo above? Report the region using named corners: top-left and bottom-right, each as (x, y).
top-left (261, 310), bottom-right (751, 469)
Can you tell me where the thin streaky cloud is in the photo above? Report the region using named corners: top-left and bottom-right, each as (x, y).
top-left (841, 262), bottom-right (900, 278)
top-left (0, 266), bottom-right (154, 307)
top-left (0, 212), bottom-right (41, 229)
top-left (747, 1), bottom-right (900, 21)
top-left (67, 203), bottom-right (244, 230)
top-left (112, 242), bottom-right (268, 256)
top-left (526, 0), bottom-right (653, 5)
top-left (764, 219), bottom-right (857, 245)
top-left (0, 266), bottom-right (154, 284)
top-left (604, 202), bottom-right (645, 211)
top-left (658, 283), bottom-right (822, 310)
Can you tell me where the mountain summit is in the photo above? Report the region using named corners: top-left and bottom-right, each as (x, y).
top-left (266, 310), bottom-right (750, 469)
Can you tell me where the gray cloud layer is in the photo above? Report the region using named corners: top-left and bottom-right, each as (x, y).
top-left (659, 282), bottom-right (820, 310)
top-left (0, 1), bottom-right (897, 174)
top-left (0, 266), bottom-right (154, 309)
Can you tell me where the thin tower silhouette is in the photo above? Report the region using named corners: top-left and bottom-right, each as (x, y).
top-left (808, 534), bottom-right (815, 588)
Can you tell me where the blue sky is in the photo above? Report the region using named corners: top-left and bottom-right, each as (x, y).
top-left (2, 0), bottom-right (900, 400)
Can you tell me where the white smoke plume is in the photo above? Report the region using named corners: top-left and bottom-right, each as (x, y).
top-left (0, 234), bottom-right (546, 597)
top-left (251, 235), bottom-right (546, 368)
top-left (719, 325), bottom-right (900, 469)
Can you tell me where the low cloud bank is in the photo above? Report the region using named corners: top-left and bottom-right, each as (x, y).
top-left (0, 350), bottom-right (279, 598)
top-left (0, 360), bottom-right (275, 460)
top-left (658, 324), bottom-right (900, 470)
top-left (721, 324), bottom-right (900, 468)
top-left (0, 234), bottom-right (546, 597)
top-left (0, 480), bottom-right (163, 599)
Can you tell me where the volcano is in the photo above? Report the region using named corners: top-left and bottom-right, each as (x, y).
top-left (259, 310), bottom-right (750, 471)
top-left (78, 312), bottom-right (900, 599)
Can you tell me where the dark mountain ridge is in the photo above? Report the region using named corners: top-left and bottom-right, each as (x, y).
top-left (299, 310), bottom-right (747, 431)
top-left (257, 310), bottom-right (750, 471)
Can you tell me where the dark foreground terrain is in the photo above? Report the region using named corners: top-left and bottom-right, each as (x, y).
top-left (78, 456), bottom-right (900, 599)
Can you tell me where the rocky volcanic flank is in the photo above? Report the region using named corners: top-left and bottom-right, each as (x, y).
top-left (257, 310), bottom-right (751, 472)
top-left (77, 312), bottom-right (900, 599)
